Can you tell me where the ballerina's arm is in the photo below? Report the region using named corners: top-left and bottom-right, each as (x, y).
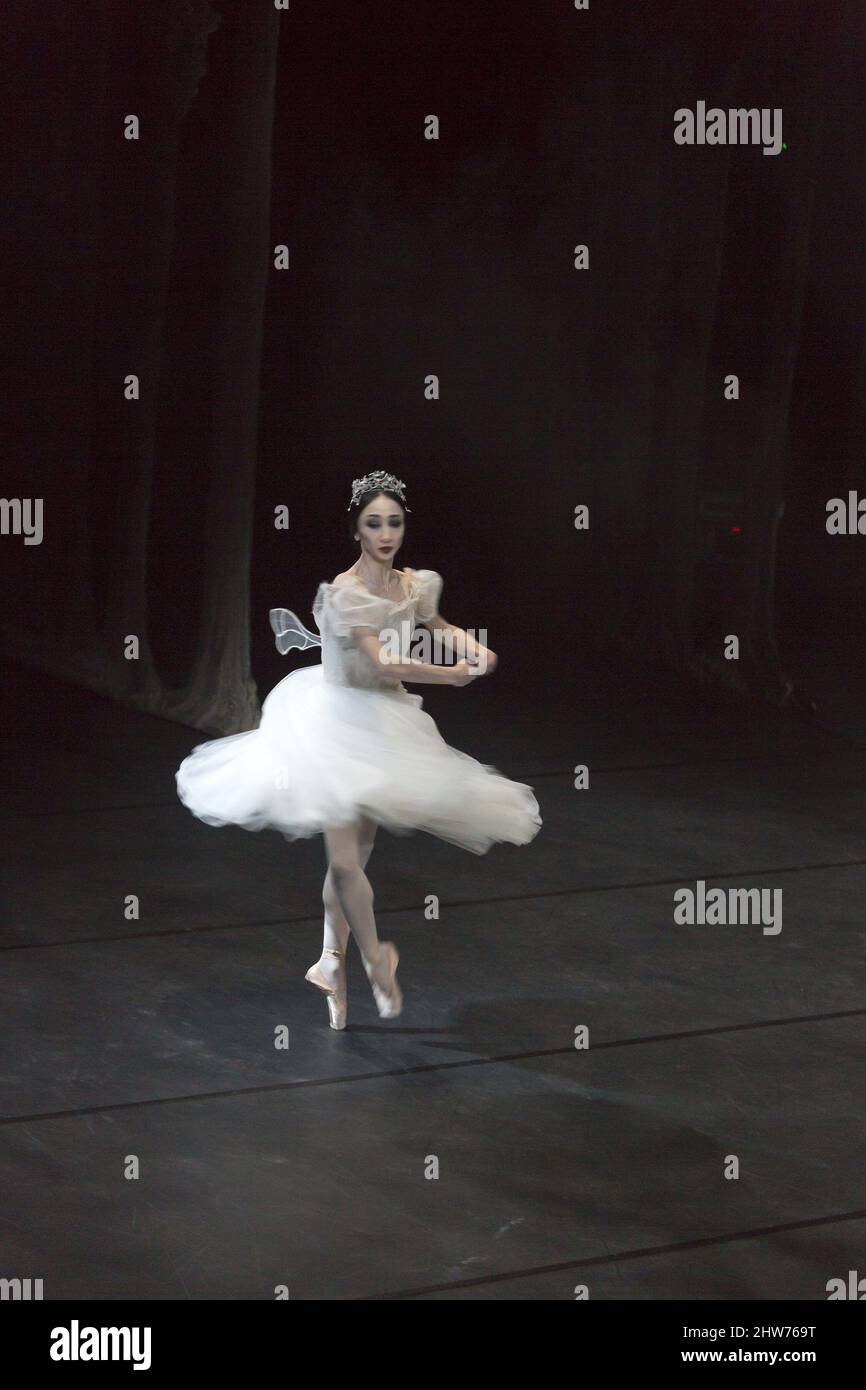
top-left (419, 612), bottom-right (498, 672)
top-left (351, 627), bottom-right (461, 685)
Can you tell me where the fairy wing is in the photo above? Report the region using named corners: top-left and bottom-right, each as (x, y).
top-left (268, 607), bottom-right (322, 655)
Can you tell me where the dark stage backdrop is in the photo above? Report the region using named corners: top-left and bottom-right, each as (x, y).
top-left (3, 0), bottom-right (864, 732)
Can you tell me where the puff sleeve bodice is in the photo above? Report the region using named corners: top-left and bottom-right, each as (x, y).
top-left (311, 568), bottom-right (443, 690)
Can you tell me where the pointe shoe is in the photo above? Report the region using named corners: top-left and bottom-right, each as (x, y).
top-left (305, 947), bottom-right (347, 1030)
top-left (363, 941), bottom-right (402, 1019)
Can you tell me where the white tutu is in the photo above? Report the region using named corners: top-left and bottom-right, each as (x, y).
top-left (176, 568), bottom-right (542, 855)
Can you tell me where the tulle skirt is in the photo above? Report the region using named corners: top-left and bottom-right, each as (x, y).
top-left (175, 665), bottom-right (542, 855)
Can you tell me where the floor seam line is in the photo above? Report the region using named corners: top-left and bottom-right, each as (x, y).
top-left (2, 1006), bottom-right (862, 1126)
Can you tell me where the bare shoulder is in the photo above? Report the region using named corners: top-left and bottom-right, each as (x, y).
top-left (330, 569), bottom-right (360, 588)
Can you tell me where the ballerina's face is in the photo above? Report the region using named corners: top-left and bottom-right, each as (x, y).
top-left (357, 493), bottom-right (405, 561)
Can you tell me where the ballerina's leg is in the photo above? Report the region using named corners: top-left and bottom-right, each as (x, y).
top-left (323, 818), bottom-right (389, 979)
top-left (315, 816), bottom-right (377, 986)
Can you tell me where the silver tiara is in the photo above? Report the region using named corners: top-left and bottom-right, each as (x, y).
top-left (347, 470), bottom-right (411, 511)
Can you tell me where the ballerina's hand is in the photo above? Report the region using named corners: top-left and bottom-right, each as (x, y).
top-left (450, 658), bottom-right (486, 686)
top-left (465, 649), bottom-right (497, 674)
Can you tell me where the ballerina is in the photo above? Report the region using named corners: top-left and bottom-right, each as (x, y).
top-left (175, 471), bottom-right (542, 1029)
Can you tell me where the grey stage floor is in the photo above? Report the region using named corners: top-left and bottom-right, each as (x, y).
top-left (1, 650), bottom-right (864, 1300)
